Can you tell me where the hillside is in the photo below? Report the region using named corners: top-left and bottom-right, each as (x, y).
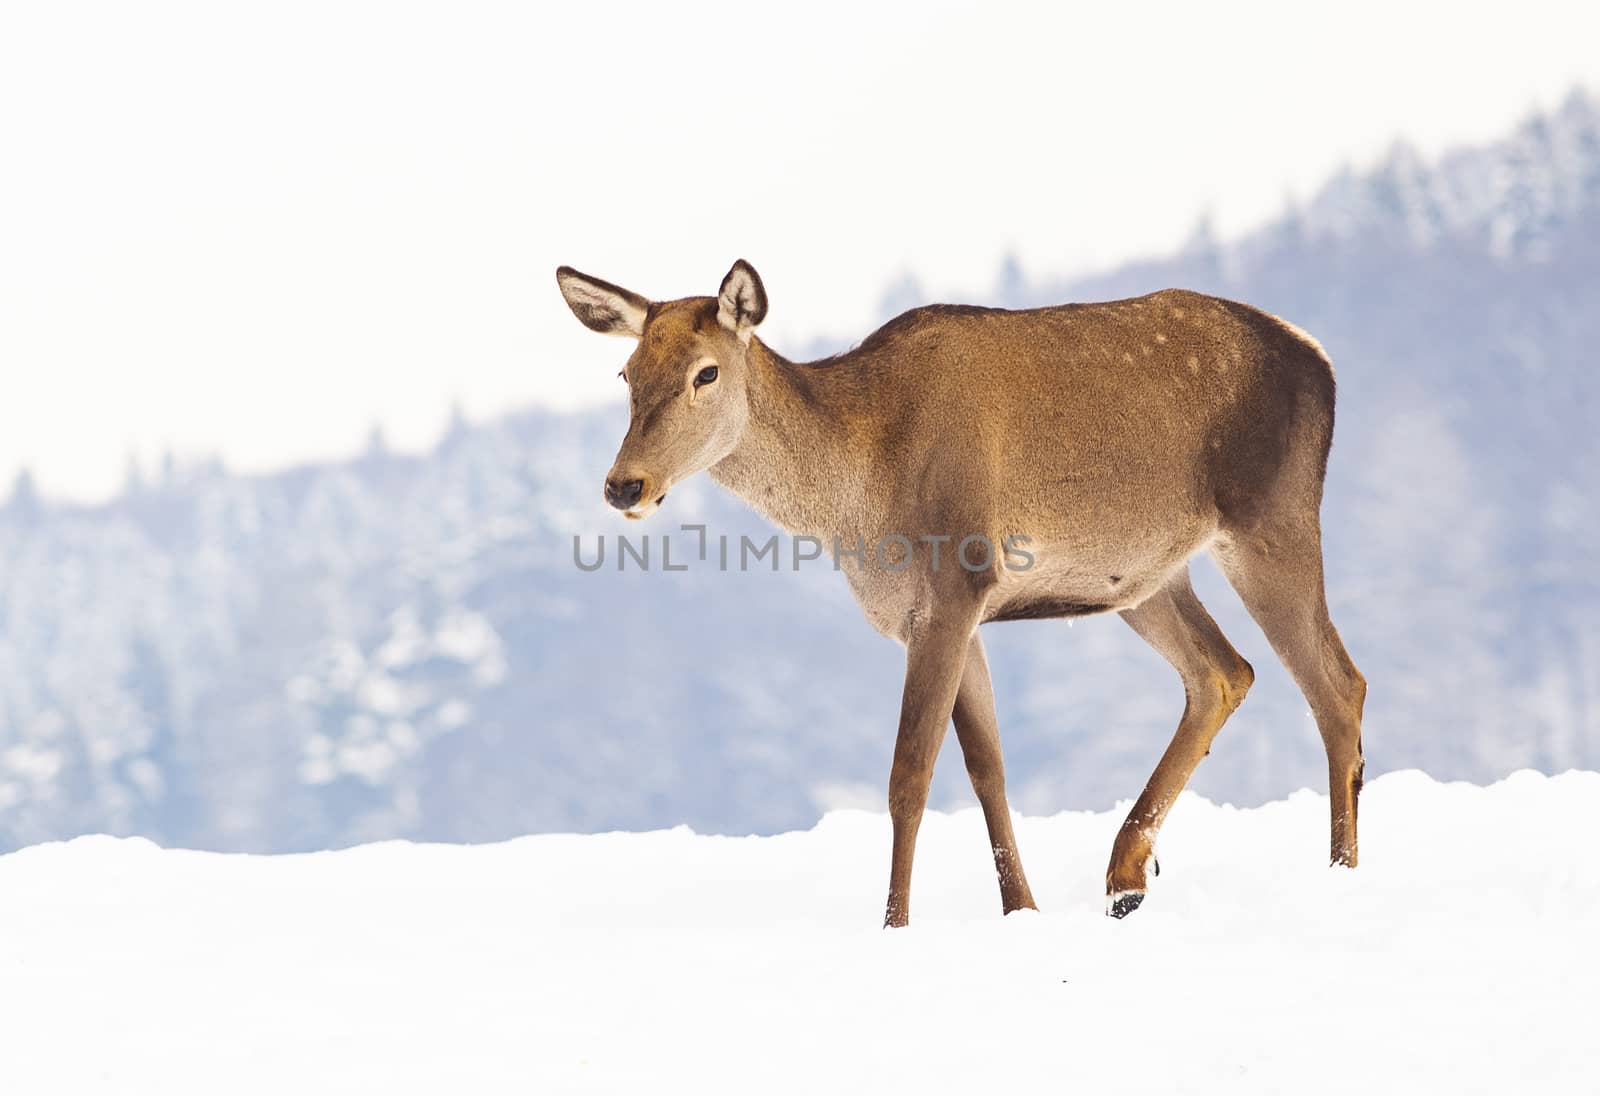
top-left (1, 772), bottom-right (1595, 1093)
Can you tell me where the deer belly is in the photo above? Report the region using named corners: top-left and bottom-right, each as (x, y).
top-left (984, 530), bottom-right (1208, 622)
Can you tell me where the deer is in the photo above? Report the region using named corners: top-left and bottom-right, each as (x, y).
top-left (556, 259), bottom-right (1367, 927)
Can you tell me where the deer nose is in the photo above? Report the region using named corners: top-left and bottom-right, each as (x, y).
top-left (605, 477), bottom-right (645, 510)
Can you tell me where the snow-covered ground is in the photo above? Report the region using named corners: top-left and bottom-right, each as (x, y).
top-left (2, 770), bottom-right (1595, 1093)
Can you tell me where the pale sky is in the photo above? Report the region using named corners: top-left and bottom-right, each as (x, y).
top-left (2, 0), bottom-right (1597, 502)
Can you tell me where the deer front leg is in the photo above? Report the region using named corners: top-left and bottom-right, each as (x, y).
top-left (883, 601), bottom-right (983, 928)
top-left (951, 633), bottom-right (1037, 915)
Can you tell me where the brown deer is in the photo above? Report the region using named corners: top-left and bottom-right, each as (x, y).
top-left (556, 259), bottom-right (1367, 926)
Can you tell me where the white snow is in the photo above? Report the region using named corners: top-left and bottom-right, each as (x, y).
top-left (1, 769), bottom-right (1595, 1093)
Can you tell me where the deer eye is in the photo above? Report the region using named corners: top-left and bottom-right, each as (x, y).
top-left (694, 365), bottom-right (719, 388)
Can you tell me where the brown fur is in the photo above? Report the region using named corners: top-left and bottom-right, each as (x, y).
top-left (558, 261), bottom-right (1367, 926)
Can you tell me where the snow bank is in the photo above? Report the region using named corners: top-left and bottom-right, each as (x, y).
top-left (2, 770), bottom-right (1596, 1093)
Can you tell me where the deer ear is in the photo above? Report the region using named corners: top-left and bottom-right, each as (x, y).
top-left (556, 266), bottom-right (649, 338)
top-left (717, 259), bottom-right (767, 343)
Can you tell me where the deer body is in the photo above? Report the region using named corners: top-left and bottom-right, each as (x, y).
top-left (558, 262), bottom-right (1367, 926)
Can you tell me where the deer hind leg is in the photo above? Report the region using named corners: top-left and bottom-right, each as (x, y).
top-left (1106, 567), bottom-right (1255, 917)
top-left (1212, 525), bottom-right (1367, 867)
top-left (951, 633), bottom-right (1037, 916)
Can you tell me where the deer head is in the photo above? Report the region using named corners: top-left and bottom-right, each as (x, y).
top-left (557, 260), bottom-right (768, 519)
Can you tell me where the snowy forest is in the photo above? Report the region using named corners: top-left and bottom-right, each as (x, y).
top-left (2, 91), bottom-right (1597, 852)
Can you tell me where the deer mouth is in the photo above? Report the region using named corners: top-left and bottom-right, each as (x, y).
top-left (623, 492), bottom-right (668, 521)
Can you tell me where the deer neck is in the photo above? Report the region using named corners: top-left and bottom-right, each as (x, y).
top-left (709, 336), bottom-right (865, 538)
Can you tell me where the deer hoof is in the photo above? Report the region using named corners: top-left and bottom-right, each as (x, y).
top-left (1107, 890), bottom-right (1145, 919)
